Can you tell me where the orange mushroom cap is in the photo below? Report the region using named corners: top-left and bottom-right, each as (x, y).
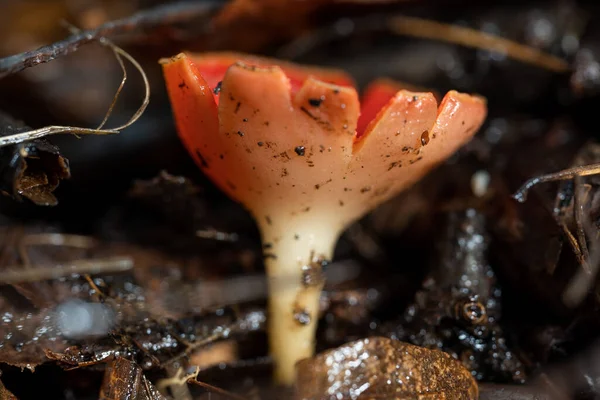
top-left (186, 52), bottom-right (354, 104)
top-left (161, 52), bottom-right (486, 230)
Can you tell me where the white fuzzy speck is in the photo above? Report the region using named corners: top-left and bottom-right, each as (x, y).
top-left (55, 300), bottom-right (115, 339)
top-left (471, 170), bottom-right (490, 197)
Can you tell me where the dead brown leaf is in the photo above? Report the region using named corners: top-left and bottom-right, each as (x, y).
top-left (296, 337), bottom-right (478, 399)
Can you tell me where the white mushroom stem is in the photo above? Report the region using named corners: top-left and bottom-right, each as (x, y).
top-left (258, 214), bottom-right (341, 384)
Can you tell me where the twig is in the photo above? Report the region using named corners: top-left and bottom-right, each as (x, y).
top-left (0, 257), bottom-right (133, 284)
top-left (279, 14), bottom-right (570, 73)
top-left (512, 162), bottom-right (600, 307)
top-left (165, 329), bottom-right (233, 367)
top-left (188, 376), bottom-right (248, 400)
top-left (512, 163), bottom-right (600, 202)
top-left (156, 366), bottom-right (198, 396)
top-left (158, 366), bottom-right (195, 400)
top-left (0, 1), bottom-right (223, 79)
top-left (83, 273), bottom-right (108, 299)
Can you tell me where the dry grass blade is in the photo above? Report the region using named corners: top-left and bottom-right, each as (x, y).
top-left (0, 257), bottom-right (133, 284)
top-left (0, 232), bottom-right (133, 284)
top-left (19, 233), bottom-right (98, 249)
top-left (389, 15), bottom-right (570, 73)
top-left (18, 233), bottom-right (99, 268)
top-left (0, 37), bottom-right (149, 147)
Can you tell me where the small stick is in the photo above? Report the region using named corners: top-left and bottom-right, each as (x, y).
top-left (0, 257), bottom-right (133, 284)
top-left (162, 366), bottom-right (194, 400)
top-left (512, 163), bottom-right (600, 202)
top-left (187, 377), bottom-right (248, 400)
top-left (165, 329), bottom-right (233, 367)
top-left (279, 14), bottom-right (570, 73)
top-left (388, 15), bottom-right (570, 73)
top-left (156, 366), bottom-right (198, 398)
top-left (0, 1), bottom-right (222, 79)
top-left (513, 163), bottom-right (600, 307)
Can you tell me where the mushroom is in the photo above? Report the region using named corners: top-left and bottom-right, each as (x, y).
top-left (160, 52), bottom-right (487, 384)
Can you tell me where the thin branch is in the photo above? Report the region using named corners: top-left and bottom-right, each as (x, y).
top-left (280, 14), bottom-right (569, 73)
top-left (188, 376), bottom-right (249, 400)
top-left (0, 1), bottom-right (223, 79)
top-left (513, 163), bottom-right (600, 307)
top-left (164, 329), bottom-right (232, 367)
top-left (388, 15), bottom-right (570, 73)
top-left (512, 163), bottom-right (600, 202)
top-left (159, 366), bottom-right (195, 400)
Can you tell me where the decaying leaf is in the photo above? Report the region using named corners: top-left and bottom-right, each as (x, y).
top-left (0, 111), bottom-right (70, 206)
top-left (296, 336), bottom-right (478, 399)
top-left (99, 357), bottom-right (166, 400)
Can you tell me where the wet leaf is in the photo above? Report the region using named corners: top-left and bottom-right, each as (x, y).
top-left (296, 337), bottom-right (478, 399)
top-left (99, 357), bottom-right (167, 400)
top-left (0, 111), bottom-right (70, 206)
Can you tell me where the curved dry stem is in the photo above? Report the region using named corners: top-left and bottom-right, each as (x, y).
top-left (97, 43), bottom-right (127, 130)
top-left (101, 38), bottom-right (150, 131)
top-left (0, 37), bottom-right (149, 148)
top-left (512, 163), bottom-right (600, 202)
